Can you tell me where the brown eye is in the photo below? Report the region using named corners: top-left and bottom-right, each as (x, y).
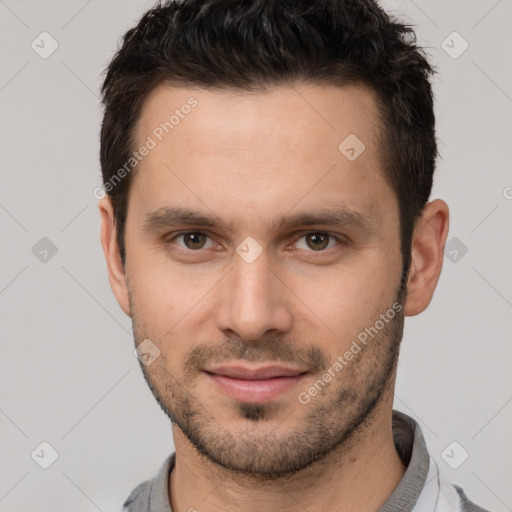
top-left (182, 232), bottom-right (208, 250)
top-left (305, 232), bottom-right (330, 250)
top-left (165, 231), bottom-right (218, 255)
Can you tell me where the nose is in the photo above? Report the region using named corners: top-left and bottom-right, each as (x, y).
top-left (214, 248), bottom-right (293, 342)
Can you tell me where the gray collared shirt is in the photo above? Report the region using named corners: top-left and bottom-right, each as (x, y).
top-left (122, 410), bottom-right (490, 512)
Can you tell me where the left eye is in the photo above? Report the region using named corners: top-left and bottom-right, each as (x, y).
top-left (294, 232), bottom-right (340, 251)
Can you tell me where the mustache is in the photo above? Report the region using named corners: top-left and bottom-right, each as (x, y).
top-left (181, 335), bottom-right (330, 375)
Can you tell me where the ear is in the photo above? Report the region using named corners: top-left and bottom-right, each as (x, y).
top-left (98, 197), bottom-right (131, 316)
top-left (404, 199), bottom-right (450, 316)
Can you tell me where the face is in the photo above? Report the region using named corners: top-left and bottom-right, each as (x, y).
top-left (118, 83), bottom-right (406, 477)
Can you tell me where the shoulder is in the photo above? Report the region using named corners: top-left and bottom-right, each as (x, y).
top-left (121, 453), bottom-right (176, 512)
top-left (431, 460), bottom-right (493, 512)
top-left (121, 478), bottom-right (152, 511)
top-left (453, 485), bottom-right (492, 512)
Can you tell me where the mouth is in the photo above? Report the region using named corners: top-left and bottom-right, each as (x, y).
top-left (203, 364), bottom-right (308, 403)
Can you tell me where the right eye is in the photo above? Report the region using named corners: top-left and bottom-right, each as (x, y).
top-left (168, 231), bottom-right (217, 251)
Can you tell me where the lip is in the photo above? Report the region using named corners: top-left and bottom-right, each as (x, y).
top-left (204, 364), bottom-right (308, 403)
top-left (205, 364), bottom-right (307, 380)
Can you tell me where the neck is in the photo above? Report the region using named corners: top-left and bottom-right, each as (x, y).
top-left (169, 390), bottom-right (406, 512)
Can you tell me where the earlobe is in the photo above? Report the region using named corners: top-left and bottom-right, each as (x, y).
top-left (98, 197), bottom-right (131, 316)
top-left (404, 199), bottom-right (450, 317)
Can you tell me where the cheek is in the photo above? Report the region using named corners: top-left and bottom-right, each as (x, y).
top-left (289, 253), bottom-right (401, 345)
top-left (128, 257), bottom-right (221, 343)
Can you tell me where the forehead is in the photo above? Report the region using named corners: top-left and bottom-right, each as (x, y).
top-left (128, 82), bottom-right (394, 230)
top-left (135, 81), bottom-right (382, 153)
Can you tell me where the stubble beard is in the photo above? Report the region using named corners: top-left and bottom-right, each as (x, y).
top-left (131, 284), bottom-right (405, 479)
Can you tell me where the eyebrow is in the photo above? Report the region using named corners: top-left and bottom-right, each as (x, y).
top-left (142, 205), bottom-right (376, 233)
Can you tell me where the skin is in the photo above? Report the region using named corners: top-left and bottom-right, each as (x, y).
top-left (99, 83), bottom-right (449, 512)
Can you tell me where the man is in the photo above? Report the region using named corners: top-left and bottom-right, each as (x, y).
top-left (97, 0), bottom-right (490, 511)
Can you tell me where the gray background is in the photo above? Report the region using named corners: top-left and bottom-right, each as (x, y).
top-left (0, 0), bottom-right (511, 510)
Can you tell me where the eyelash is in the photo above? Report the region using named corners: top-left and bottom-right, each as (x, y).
top-left (166, 231), bottom-right (345, 253)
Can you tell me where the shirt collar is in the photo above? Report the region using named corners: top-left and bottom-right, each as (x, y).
top-left (378, 410), bottom-right (430, 511)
